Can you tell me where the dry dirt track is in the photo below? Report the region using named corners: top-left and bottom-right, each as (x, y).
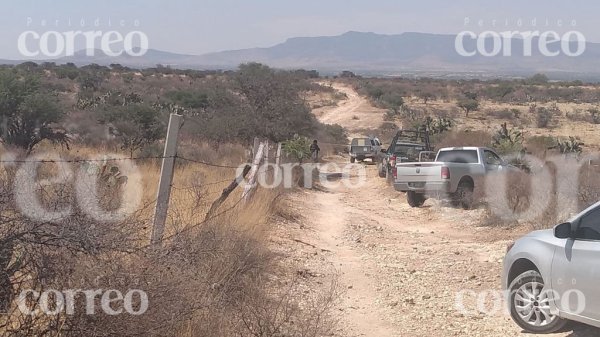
top-left (272, 84), bottom-right (600, 336)
top-left (313, 83), bottom-right (387, 137)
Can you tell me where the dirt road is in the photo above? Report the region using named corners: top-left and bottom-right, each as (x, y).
top-left (313, 83), bottom-right (388, 137)
top-left (273, 85), bottom-right (600, 336)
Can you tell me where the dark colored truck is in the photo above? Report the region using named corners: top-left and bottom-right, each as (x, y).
top-left (377, 129), bottom-right (434, 184)
top-left (350, 137), bottom-right (382, 163)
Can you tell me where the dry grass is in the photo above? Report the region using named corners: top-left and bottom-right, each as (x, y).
top-left (0, 142), bottom-right (339, 337)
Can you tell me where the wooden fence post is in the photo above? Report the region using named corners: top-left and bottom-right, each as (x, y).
top-left (243, 142), bottom-right (265, 201)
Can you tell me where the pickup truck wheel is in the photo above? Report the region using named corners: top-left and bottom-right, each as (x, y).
top-left (453, 180), bottom-right (474, 209)
top-left (407, 191), bottom-right (426, 207)
top-left (350, 157), bottom-right (355, 163)
top-left (509, 270), bottom-right (568, 333)
top-left (378, 162), bottom-right (387, 178)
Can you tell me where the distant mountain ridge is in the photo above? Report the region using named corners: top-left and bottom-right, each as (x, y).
top-left (9, 31), bottom-right (600, 79)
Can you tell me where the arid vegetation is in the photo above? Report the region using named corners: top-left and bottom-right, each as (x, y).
top-left (2, 61), bottom-right (600, 336)
top-left (0, 63), bottom-right (343, 336)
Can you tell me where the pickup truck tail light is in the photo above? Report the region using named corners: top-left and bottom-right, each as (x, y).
top-left (392, 166), bottom-right (397, 179)
top-left (441, 166), bottom-right (450, 179)
top-left (390, 155), bottom-right (397, 167)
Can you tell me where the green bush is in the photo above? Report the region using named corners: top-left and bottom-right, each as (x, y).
top-left (99, 104), bottom-right (165, 156)
top-left (0, 70), bottom-right (68, 153)
top-left (282, 136), bottom-right (312, 162)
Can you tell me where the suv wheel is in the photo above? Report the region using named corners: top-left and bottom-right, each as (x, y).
top-left (407, 191), bottom-right (426, 207)
top-left (509, 270), bottom-right (568, 333)
top-left (453, 180), bottom-right (474, 209)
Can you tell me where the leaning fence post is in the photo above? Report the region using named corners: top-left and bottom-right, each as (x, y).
top-left (243, 142), bottom-right (265, 202)
top-left (151, 113), bottom-right (183, 246)
top-left (205, 165), bottom-right (251, 221)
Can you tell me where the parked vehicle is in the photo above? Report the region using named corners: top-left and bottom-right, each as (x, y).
top-left (393, 147), bottom-right (511, 208)
top-left (503, 201), bottom-right (600, 333)
top-left (378, 129), bottom-right (434, 184)
top-left (349, 137), bottom-right (381, 163)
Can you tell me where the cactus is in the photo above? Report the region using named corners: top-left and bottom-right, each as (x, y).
top-left (493, 123), bottom-right (523, 146)
top-left (423, 116), bottom-right (452, 135)
top-left (492, 123), bottom-right (524, 155)
top-left (553, 137), bottom-right (583, 156)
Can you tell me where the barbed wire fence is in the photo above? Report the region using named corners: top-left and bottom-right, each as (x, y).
top-left (0, 113), bottom-right (284, 250)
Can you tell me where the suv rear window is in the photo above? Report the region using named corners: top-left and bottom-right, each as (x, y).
top-left (352, 138), bottom-right (370, 146)
top-left (436, 150), bottom-right (479, 163)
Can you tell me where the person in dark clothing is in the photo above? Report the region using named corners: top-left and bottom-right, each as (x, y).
top-left (310, 140), bottom-right (320, 162)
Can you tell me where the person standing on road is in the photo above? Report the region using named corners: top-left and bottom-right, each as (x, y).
top-left (310, 139), bottom-right (321, 162)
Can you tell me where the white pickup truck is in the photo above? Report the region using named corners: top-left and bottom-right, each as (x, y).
top-left (393, 147), bottom-right (512, 208)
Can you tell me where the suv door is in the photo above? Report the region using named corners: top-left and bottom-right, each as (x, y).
top-left (551, 205), bottom-right (600, 323)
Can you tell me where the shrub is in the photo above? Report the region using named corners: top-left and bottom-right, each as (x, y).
top-left (318, 123), bottom-right (347, 145)
top-left (282, 135), bottom-right (312, 163)
top-left (457, 98), bottom-right (479, 117)
top-left (525, 73), bottom-right (549, 85)
top-left (589, 108), bottom-right (600, 124)
top-left (379, 92), bottom-right (404, 114)
top-left (0, 70), bottom-right (69, 153)
top-left (99, 104), bottom-right (165, 156)
top-left (165, 90), bottom-right (209, 110)
top-left (536, 107), bottom-right (554, 128)
top-left (565, 109), bottom-right (591, 123)
top-left (484, 83), bottom-right (515, 101)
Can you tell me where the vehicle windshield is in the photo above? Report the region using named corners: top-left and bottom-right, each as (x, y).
top-left (352, 138), bottom-right (371, 146)
top-left (436, 150), bottom-right (479, 163)
top-left (393, 144), bottom-right (425, 159)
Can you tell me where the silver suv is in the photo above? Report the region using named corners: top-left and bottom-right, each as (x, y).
top-left (503, 201), bottom-right (600, 333)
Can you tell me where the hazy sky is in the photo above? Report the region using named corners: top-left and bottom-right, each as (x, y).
top-left (1, 0), bottom-right (598, 59)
